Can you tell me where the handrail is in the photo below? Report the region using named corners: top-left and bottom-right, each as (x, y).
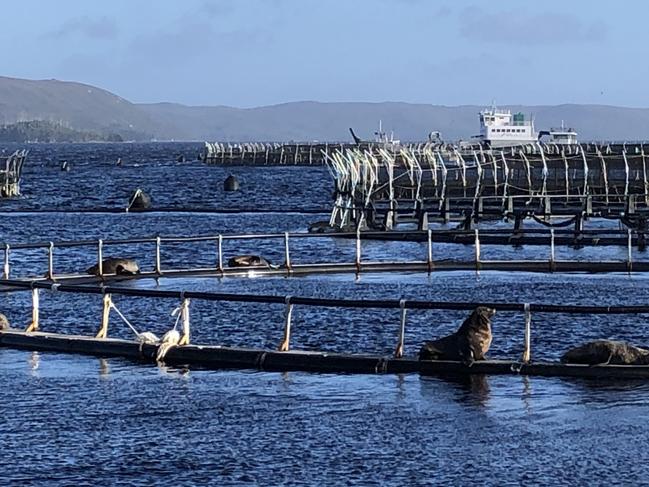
top-left (1, 278), bottom-right (649, 315)
top-left (0, 226), bottom-right (645, 251)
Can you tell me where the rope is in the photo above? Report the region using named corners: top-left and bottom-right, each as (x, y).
top-left (530, 214), bottom-right (578, 228)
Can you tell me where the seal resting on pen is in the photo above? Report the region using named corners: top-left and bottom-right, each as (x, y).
top-left (86, 258), bottom-right (141, 276)
top-left (419, 306), bottom-right (496, 365)
top-left (227, 255), bottom-right (277, 269)
top-left (561, 340), bottom-right (649, 365)
top-left (0, 313), bottom-right (10, 330)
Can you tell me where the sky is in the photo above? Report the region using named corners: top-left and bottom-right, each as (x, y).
top-left (1, 0), bottom-right (647, 108)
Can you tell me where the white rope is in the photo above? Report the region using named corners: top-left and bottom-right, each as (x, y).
top-left (579, 144), bottom-right (589, 195)
top-left (596, 148), bottom-right (609, 205)
top-left (501, 151), bottom-right (509, 205)
top-left (622, 148), bottom-right (630, 198)
top-left (109, 302), bottom-right (142, 338)
top-left (642, 145), bottom-right (649, 206)
top-left (537, 143), bottom-right (548, 197)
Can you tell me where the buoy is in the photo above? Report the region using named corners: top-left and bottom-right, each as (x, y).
top-left (127, 188), bottom-right (151, 211)
top-left (61, 161), bottom-right (70, 172)
top-left (224, 175), bottom-right (240, 192)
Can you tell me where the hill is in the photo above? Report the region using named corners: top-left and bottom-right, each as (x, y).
top-left (2, 76), bottom-right (649, 141)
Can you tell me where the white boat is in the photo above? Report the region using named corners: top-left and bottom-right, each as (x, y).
top-left (474, 106), bottom-right (538, 148)
top-left (547, 121), bottom-right (578, 145)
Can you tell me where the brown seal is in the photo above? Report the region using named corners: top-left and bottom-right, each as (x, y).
top-left (0, 313), bottom-right (9, 330)
top-left (419, 306), bottom-right (496, 365)
top-left (561, 340), bottom-right (649, 365)
top-left (227, 255), bottom-right (274, 268)
top-left (86, 258), bottom-right (140, 276)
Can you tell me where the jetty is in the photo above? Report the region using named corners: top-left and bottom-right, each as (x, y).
top-left (2, 280), bottom-right (649, 379)
top-left (0, 150), bottom-right (27, 197)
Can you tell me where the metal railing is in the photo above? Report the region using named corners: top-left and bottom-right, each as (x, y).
top-left (1, 226), bottom-right (646, 282)
top-left (3, 279), bottom-right (649, 362)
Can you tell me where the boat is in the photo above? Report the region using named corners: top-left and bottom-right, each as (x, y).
top-left (349, 120), bottom-right (401, 149)
top-left (474, 105), bottom-right (538, 148)
top-left (546, 121), bottom-right (578, 145)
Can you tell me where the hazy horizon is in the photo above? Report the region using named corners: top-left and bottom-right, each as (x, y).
top-left (2, 0), bottom-right (647, 108)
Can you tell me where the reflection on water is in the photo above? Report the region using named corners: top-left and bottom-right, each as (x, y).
top-left (3, 349), bottom-right (649, 484)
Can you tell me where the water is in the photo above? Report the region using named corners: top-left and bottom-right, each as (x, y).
top-left (1, 142), bottom-right (649, 485)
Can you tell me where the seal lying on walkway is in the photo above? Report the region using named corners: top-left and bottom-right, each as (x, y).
top-left (227, 255), bottom-right (277, 269)
top-left (0, 313), bottom-right (10, 330)
top-left (86, 258), bottom-right (140, 276)
top-left (419, 306), bottom-right (496, 365)
top-left (561, 340), bottom-right (649, 365)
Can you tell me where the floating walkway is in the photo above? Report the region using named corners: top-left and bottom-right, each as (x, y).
top-left (2, 227), bottom-right (649, 284)
top-left (3, 330), bottom-right (649, 379)
top-left (2, 281), bottom-right (649, 379)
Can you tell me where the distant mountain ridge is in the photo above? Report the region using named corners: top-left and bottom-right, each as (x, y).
top-left (1, 76), bottom-right (649, 142)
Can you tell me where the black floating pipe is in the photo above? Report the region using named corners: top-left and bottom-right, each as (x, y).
top-left (1, 278), bottom-right (649, 315)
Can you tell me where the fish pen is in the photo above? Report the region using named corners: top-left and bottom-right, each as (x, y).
top-left (0, 150), bottom-right (27, 197)
top-left (202, 141), bottom-right (438, 166)
top-left (2, 280), bottom-right (649, 379)
top-left (323, 142), bottom-right (649, 231)
top-left (3, 227), bottom-right (649, 283)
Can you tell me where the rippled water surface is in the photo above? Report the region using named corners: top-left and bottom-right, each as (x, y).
top-left (2, 143), bottom-right (649, 485)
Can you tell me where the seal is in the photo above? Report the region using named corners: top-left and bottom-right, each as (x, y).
top-left (419, 306), bottom-right (496, 365)
top-left (86, 258), bottom-right (140, 276)
top-left (0, 313), bottom-right (10, 330)
top-left (227, 255), bottom-right (274, 268)
top-left (561, 340), bottom-right (649, 365)
top-left (128, 189), bottom-right (151, 211)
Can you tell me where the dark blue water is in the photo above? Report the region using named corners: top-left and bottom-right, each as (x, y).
top-left (2, 143), bottom-right (649, 485)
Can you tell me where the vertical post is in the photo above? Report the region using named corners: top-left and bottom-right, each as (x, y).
top-left (442, 198), bottom-right (450, 224)
top-left (277, 296), bottom-right (293, 352)
top-left (25, 288), bottom-right (40, 332)
top-left (47, 242), bottom-right (54, 280)
top-left (217, 234), bottom-right (223, 273)
top-left (549, 229), bottom-right (555, 272)
top-left (628, 229), bottom-right (633, 272)
top-left (178, 298), bottom-right (191, 346)
top-left (97, 240), bottom-right (104, 277)
top-left (427, 228), bottom-right (433, 273)
top-left (521, 303), bottom-right (532, 363)
top-left (284, 232), bottom-right (292, 272)
top-left (355, 226), bottom-right (362, 273)
top-left (3, 244), bottom-right (9, 279)
top-left (474, 229), bottom-right (481, 271)
top-left (96, 293), bottom-right (111, 339)
top-left (394, 299), bottom-right (407, 358)
top-left (155, 236), bottom-right (162, 275)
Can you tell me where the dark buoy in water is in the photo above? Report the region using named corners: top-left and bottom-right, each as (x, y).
top-left (127, 188), bottom-right (151, 211)
top-left (224, 175), bottom-right (240, 192)
top-left (177, 155), bottom-right (186, 163)
top-left (61, 161), bottom-right (70, 172)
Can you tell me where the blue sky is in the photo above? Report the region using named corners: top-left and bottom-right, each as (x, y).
top-left (1, 0), bottom-right (645, 107)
